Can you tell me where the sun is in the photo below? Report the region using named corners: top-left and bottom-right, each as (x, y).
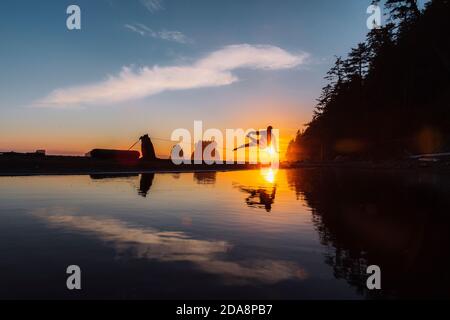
top-left (265, 146), bottom-right (276, 156)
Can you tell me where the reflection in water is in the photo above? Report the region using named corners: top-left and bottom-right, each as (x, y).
top-left (261, 168), bottom-right (277, 184)
top-left (286, 168), bottom-right (450, 299)
top-left (238, 186), bottom-right (276, 212)
top-left (90, 173), bottom-right (154, 197)
top-left (2, 169), bottom-right (450, 298)
top-left (34, 208), bottom-right (307, 284)
top-left (235, 168), bottom-right (277, 212)
top-left (90, 173), bottom-right (139, 180)
top-left (139, 173), bottom-right (155, 197)
top-left (193, 171), bottom-right (216, 185)
top-left (172, 173), bottom-right (181, 179)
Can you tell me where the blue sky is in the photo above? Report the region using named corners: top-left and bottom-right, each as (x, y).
top-left (0, 0), bottom-right (376, 156)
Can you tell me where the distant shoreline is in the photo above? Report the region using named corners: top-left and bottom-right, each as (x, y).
top-left (1, 154), bottom-right (450, 176)
top-left (0, 154), bottom-right (263, 176)
top-left (0, 167), bottom-right (261, 177)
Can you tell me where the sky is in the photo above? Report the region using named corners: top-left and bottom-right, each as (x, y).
top-left (0, 0), bottom-right (375, 158)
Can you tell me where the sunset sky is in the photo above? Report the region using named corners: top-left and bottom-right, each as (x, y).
top-left (0, 0), bottom-right (373, 158)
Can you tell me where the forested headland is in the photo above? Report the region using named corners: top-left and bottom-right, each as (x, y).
top-left (286, 0), bottom-right (450, 162)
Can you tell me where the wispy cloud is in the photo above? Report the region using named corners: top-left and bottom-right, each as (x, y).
top-left (125, 23), bottom-right (190, 44)
top-left (34, 44), bottom-right (309, 108)
top-left (124, 24), bottom-right (145, 36)
top-left (139, 0), bottom-right (163, 13)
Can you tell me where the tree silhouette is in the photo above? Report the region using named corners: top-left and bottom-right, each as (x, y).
top-left (385, 0), bottom-right (420, 25)
top-left (344, 43), bottom-right (370, 81)
top-left (286, 0), bottom-right (450, 162)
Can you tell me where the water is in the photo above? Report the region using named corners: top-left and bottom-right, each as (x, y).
top-left (0, 168), bottom-right (449, 299)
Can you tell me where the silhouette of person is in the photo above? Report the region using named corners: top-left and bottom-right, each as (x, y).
top-left (140, 134), bottom-right (157, 161)
top-left (139, 173), bottom-right (155, 197)
top-left (233, 126), bottom-right (276, 152)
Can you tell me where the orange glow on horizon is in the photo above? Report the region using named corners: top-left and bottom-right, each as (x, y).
top-left (1, 130), bottom-right (296, 161)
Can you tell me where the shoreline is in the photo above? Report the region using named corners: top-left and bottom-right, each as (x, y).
top-left (0, 167), bottom-right (262, 177)
top-left (0, 155), bottom-right (265, 176)
top-left (1, 154), bottom-right (450, 176)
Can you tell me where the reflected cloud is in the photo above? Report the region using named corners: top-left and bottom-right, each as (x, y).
top-left (33, 208), bottom-right (307, 284)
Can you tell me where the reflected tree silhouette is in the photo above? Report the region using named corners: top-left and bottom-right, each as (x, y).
top-left (286, 168), bottom-right (450, 298)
